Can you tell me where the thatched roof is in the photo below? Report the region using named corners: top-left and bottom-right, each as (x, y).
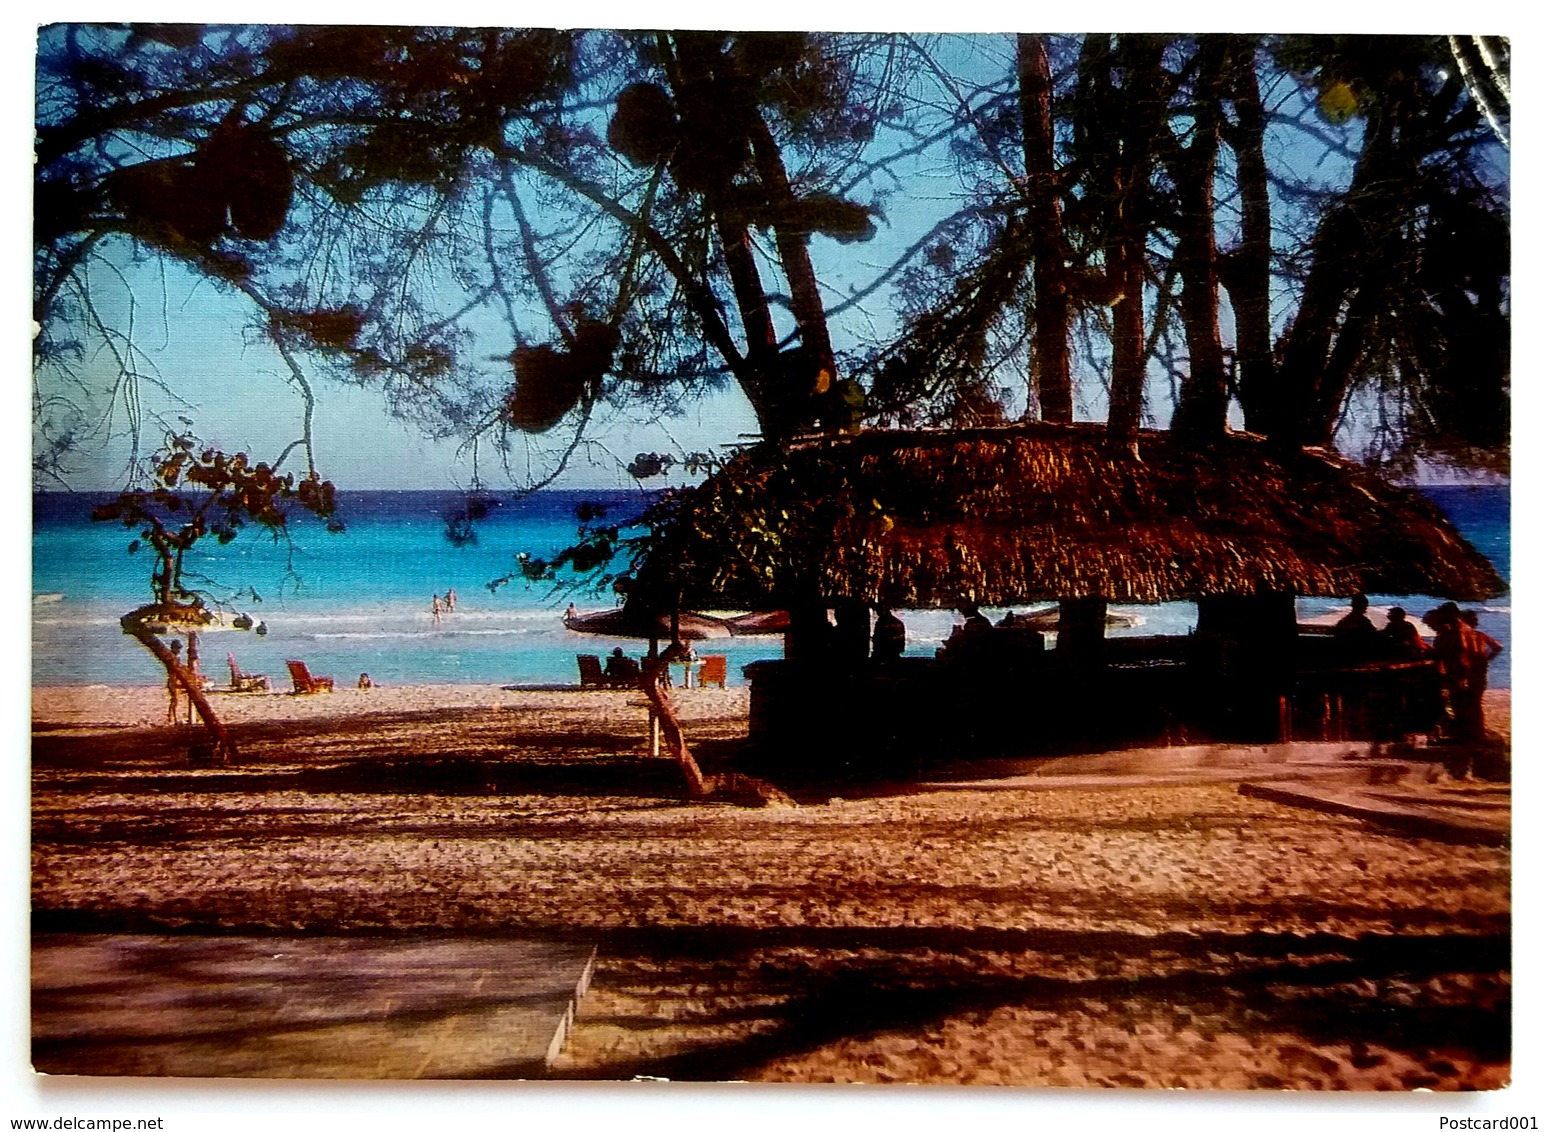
top-left (633, 424), bottom-right (1505, 610)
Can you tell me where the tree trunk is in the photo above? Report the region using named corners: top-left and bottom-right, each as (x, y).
top-left (661, 33), bottom-right (795, 441)
top-left (1101, 36), bottom-right (1168, 454)
top-left (122, 616), bottom-right (236, 763)
top-left (1264, 80), bottom-right (1414, 448)
top-left (640, 652), bottom-right (794, 806)
top-left (1167, 38), bottom-right (1230, 443)
top-left (1106, 239), bottom-right (1148, 452)
top-left (640, 652), bottom-right (710, 796)
top-left (747, 112), bottom-right (840, 437)
top-left (1016, 33), bottom-right (1073, 423)
top-left (1220, 36), bottom-right (1276, 438)
top-left (1056, 596), bottom-right (1109, 665)
top-left (714, 212), bottom-right (784, 432)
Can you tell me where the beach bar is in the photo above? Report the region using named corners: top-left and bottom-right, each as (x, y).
top-left (633, 424), bottom-right (1505, 762)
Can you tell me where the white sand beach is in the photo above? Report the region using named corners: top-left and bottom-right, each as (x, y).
top-left (31, 681), bottom-right (1511, 1087)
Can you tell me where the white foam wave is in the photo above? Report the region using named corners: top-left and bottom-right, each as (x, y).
top-left (314, 627), bottom-right (545, 641)
top-left (253, 606), bottom-right (566, 627)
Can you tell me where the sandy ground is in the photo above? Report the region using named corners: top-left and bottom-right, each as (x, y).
top-left (31, 683), bottom-right (1511, 1088)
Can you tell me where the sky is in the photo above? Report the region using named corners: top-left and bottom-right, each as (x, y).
top-left (50, 249), bottom-right (766, 491)
top-left (30, 24), bottom-right (1466, 494)
top-left (34, 30), bottom-right (1075, 494)
top-left (9, 4), bottom-right (1544, 1130)
top-left (31, 29), bottom-right (1000, 491)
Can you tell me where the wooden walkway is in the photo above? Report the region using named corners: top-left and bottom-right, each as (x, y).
top-left (32, 934), bottom-right (597, 1079)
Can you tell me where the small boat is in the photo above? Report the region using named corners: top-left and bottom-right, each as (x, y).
top-left (32, 593), bottom-right (64, 604)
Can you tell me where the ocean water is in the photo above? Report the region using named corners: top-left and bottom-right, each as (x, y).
top-left (32, 484), bottom-right (1510, 689)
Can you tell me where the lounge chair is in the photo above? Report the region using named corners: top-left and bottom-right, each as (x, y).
top-left (226, 653), bottom-right (270, 693)
top-left (577, 654), bottom-right (609, 688)
top-left (697, 654), bottom-right (728, 689)
top-left (286, 660), bottom-right (335, 694)
top-left (578, 654), bottom-right (641, 689)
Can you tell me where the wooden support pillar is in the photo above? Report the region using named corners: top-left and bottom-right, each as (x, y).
top-left (833, 600), bottom-right (871, 666)
top-left (785, 602), bottom-right (832, 664)
top-left (1195, 592), bottom-right (1298, 740)
top-left (1056, 597), bottom-right (1109, 664)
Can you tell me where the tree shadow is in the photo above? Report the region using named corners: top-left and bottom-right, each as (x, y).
top-left (552, 925), bottom-right (1509, 1083)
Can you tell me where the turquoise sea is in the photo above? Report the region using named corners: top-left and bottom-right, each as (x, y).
top-left (32, 484), bottom-right (1510, 689)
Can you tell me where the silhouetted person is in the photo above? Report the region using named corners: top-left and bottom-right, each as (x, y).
top-left (872, 607), bottom-right (906, 661)
top-left (1431, 605), bottom-right (1502, 740)
top-left (605, 647), bottom-right (641, 683)
top-left (941, 604), bottom-right (993, 662)
top-left (959, 604), bottom-right (991, 635)
top-left (1333, 594), bottom-right (1380, 659)
top-left (165, 638), bottom-right (183, 724)
top-left (1380, 606), bottom-right (1427, 658)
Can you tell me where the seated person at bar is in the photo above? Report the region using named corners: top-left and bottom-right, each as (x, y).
top-left (872, 607), bottom-right (906, 661)
top-left (958, 604), bottom-right (991, 636)
top-left (940, 603), bottom-right (993, 659)
top-left (605, 647), bottom-right (642, 683)
top-left (1332, 594), bottom-right (1381, 658)
top-left (1379, 606), bottom-right (1428, 658)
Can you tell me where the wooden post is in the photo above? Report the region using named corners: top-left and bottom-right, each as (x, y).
top-left (1056, 597), bottom-right (1109, 664)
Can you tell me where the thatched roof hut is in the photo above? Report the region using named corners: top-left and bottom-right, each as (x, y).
top-left (633, 424), bottom-right (1505, 611)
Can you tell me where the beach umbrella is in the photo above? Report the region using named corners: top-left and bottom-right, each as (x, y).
top-left (563, 607), bottom-right (731, 641)
top-left (724, 610), bottom-right (791, 636)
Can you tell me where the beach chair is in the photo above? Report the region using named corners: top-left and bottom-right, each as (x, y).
top-left (226, 653), bottom-right (270, 693)
top-left (577, 654), bottom-right (608, 688)
top-left (286, 660), bottom-right (335, 694)
top-left (697, 654), bottom-right (727, 689)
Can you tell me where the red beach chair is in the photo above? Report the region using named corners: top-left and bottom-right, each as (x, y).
top-left (286, 660), bottom-right (335, 694)
top-left (698, 654), bottom-right (728, 689)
